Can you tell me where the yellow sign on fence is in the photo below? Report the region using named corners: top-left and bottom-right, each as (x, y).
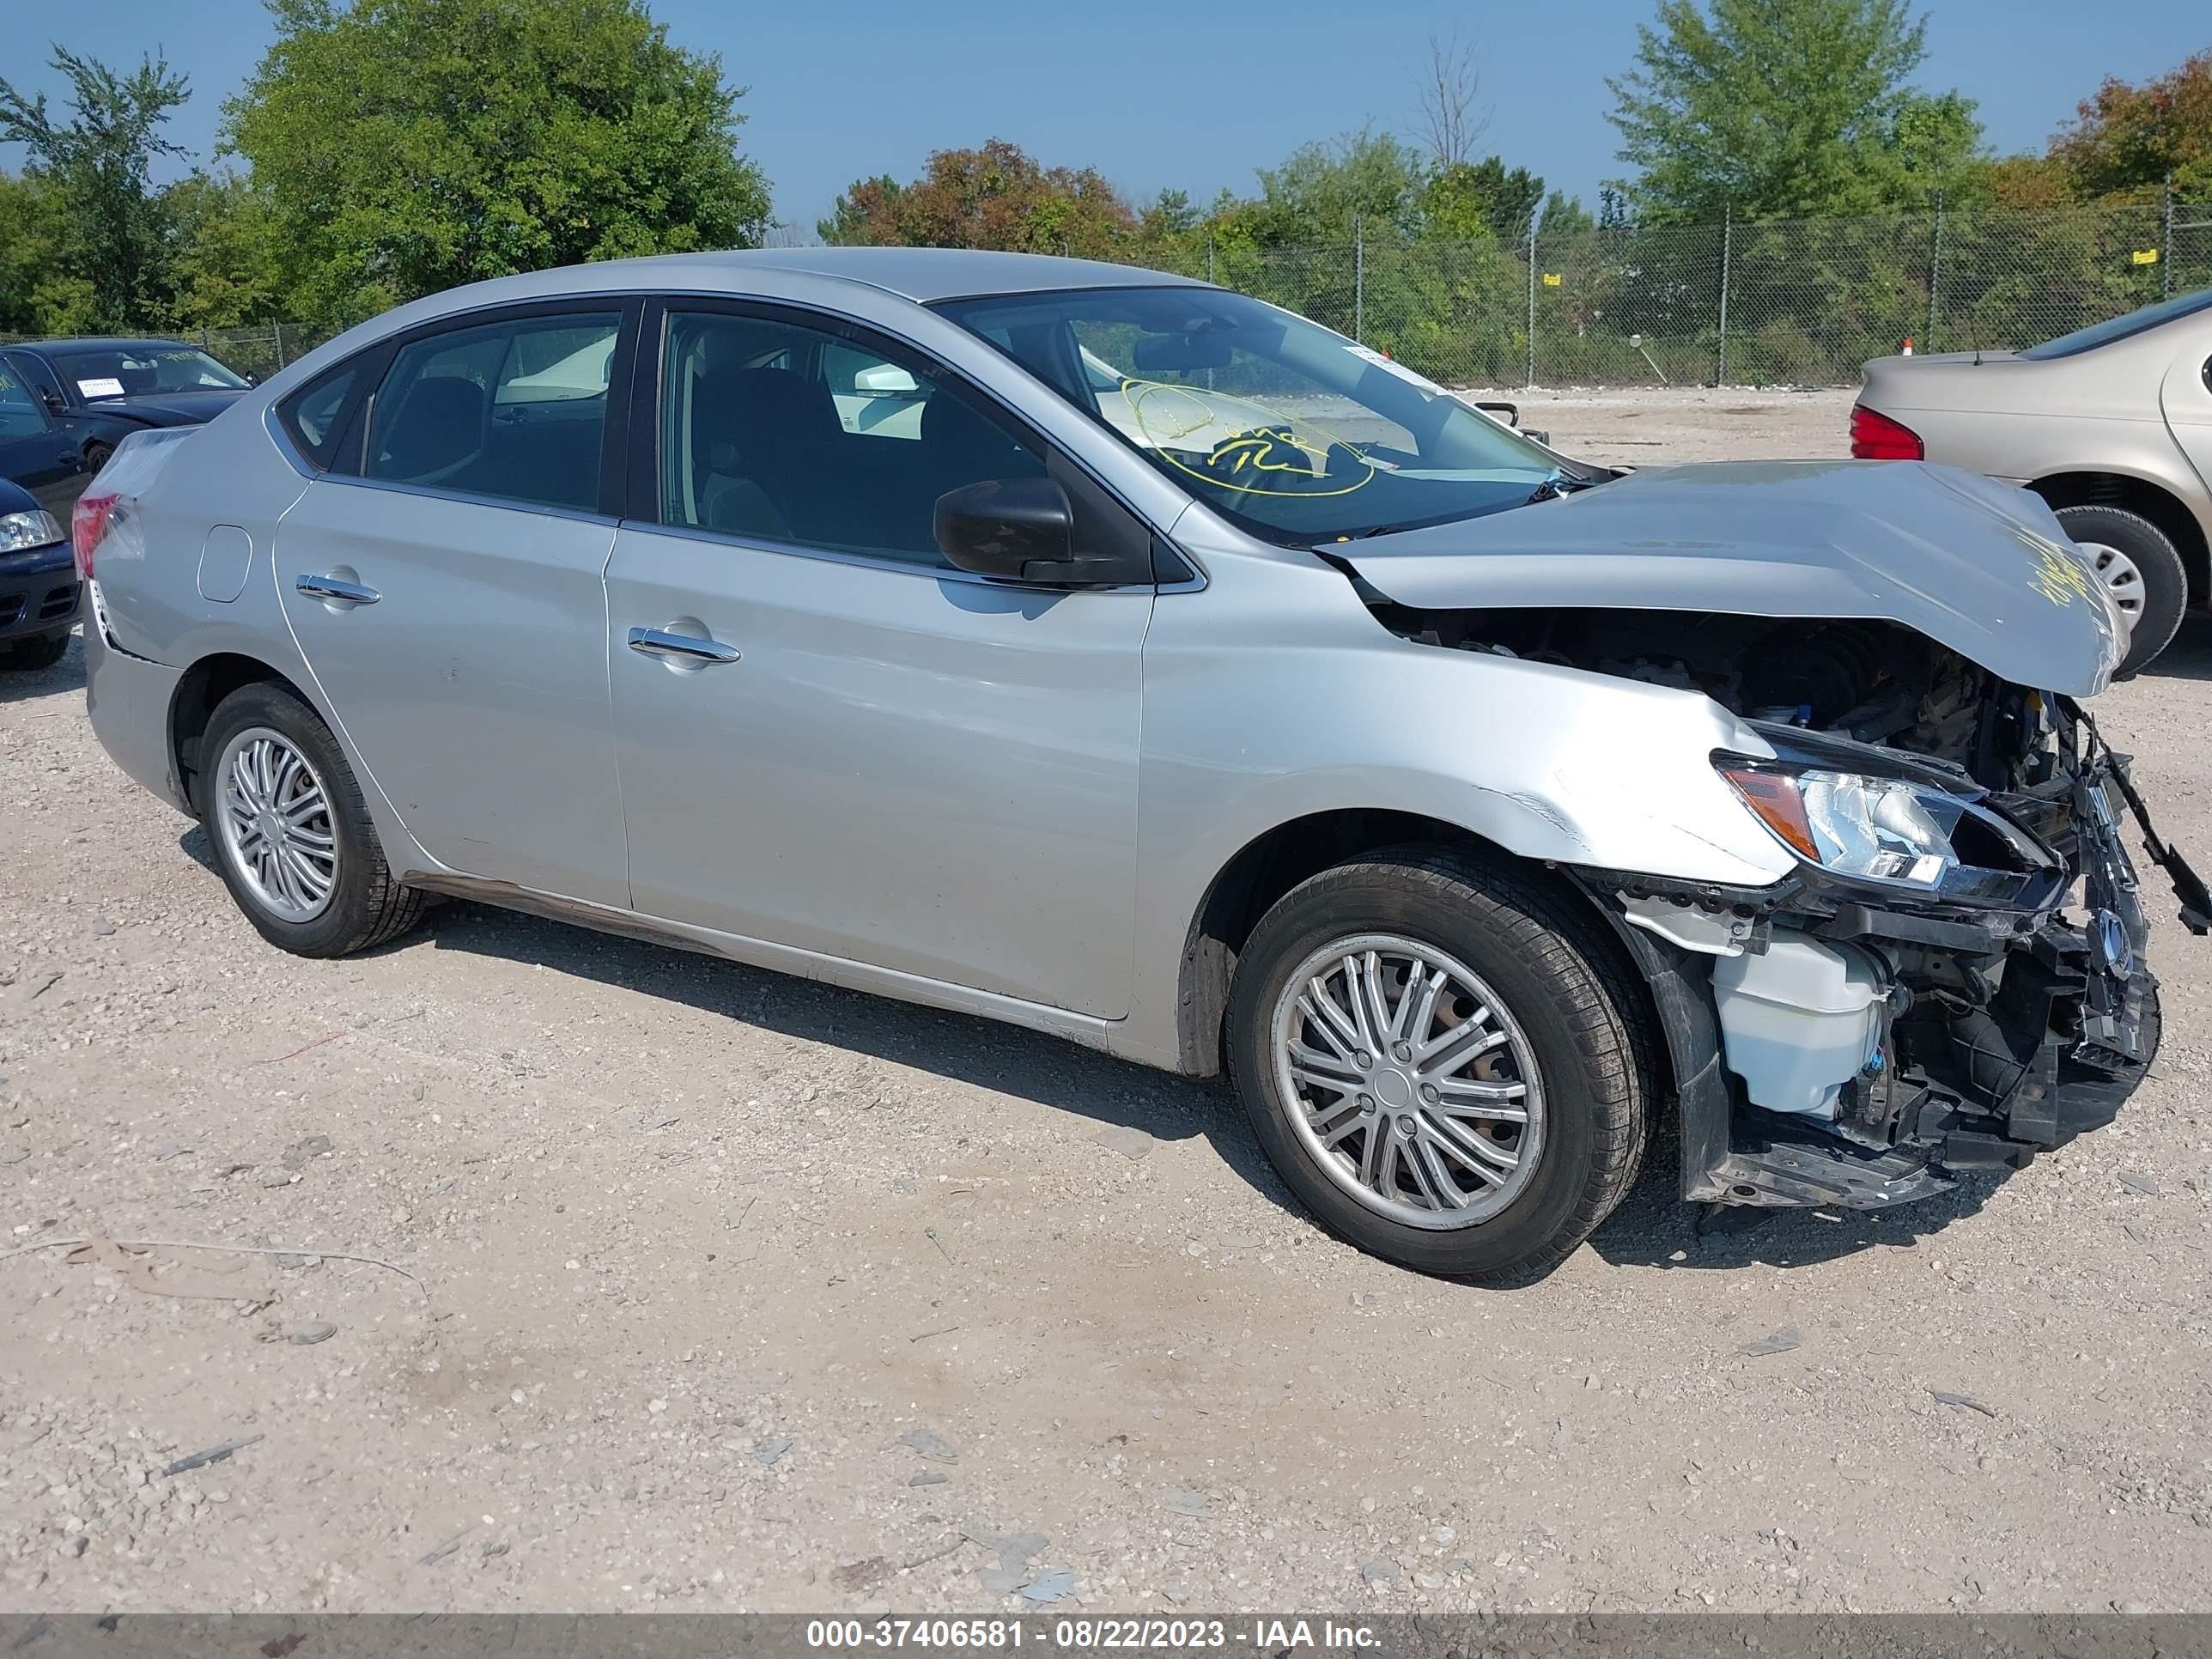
top-left (2131, 249), bottom-right (2160, 264)
top-left (1542, 272), bottom-right (1563, 287)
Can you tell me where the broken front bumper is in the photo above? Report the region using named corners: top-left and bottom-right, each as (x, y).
top-left (1578, 735), bottom-right (2189, 1210)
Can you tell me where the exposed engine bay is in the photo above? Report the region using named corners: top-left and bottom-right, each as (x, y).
top-left (1381, 603), bottom-right (2212, 1208)
top-left (1378, 607), bottom-right (2021, 784)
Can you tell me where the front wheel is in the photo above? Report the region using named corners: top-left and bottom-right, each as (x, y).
top-left (1226, 848), bottom-right (1654, 1282)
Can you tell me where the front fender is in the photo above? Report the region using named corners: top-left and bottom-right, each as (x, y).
top-left (1117, 543), bottom-right (1796, 1070)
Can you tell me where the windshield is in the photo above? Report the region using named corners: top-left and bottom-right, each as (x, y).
top-left (936, 286), bottom-right (1561, 544)
top-left (51, 344), bottom-right (250, 401)
top-left (2020, 289), bottom-right (2212, 360)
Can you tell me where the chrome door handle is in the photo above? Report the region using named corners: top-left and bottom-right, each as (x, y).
top-left (628, 626), bottom-right (739, 665)
top-left (295, 574), bottom-right (381, 605)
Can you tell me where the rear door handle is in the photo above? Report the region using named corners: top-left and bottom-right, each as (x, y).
top-left (295, 574), bottom-right (381, 605)
top-left (628, 626), bottom-right (740, 665)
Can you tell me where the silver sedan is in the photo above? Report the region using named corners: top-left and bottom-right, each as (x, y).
top-left (1855, 287), bottom-right (2212, 676)
top-left (76, 249), bottom-right (2197, 1280)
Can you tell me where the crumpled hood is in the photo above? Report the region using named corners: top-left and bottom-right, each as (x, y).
top-left (94, 387), bottom-right (247, 426)
top-left (1340, 459), bottom-right (2122, 695)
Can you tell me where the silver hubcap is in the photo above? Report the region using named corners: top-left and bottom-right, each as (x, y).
top-left (215, 726), bottom-right (338, 922)
top-left (1270, 934), bottom-right (1545, 1229)
top-left (2075, 541), bottom-right (2143, 644)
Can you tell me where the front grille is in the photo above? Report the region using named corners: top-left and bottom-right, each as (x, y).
top-left (37, 583), bottom-right (78, 621)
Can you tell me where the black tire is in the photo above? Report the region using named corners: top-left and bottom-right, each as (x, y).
top-left (84, 441), bottom-right (113, 475)
top-left (1226, 846), bottom-right (1656, 1283)
top-left (1, 630), bottom-right (70, 672)
top-left (194, 680), bottom-right (430, 957)
top-left (2051, 504), bottom-right (2188, 678)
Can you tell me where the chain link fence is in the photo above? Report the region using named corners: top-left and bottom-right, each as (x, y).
top-left (1119, 196), bottom-right (2212, 389)
top-left (10, 198), bottom-right (2207, 392)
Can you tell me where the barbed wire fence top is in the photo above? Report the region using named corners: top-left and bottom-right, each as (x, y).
top-left (10, 195), bottom-right (2205, 392)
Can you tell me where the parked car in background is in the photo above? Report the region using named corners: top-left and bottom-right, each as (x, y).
top-left (1853, 288), bottom-right (2212, 676)
top-left (71, 249), bottom-right (2205, 1281)
top-left (0, 471), bottom-right (76, 672)
top-left (0, 340), bottom-right (255, 511)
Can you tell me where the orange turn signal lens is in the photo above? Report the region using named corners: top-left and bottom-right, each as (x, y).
top-left (1721, 767), bottom-right (1820, 862)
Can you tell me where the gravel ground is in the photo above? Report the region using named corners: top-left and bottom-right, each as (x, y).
top-left (4, 392), bottom-right (2210, 1616)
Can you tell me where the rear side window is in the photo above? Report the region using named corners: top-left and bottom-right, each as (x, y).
top-left (276, 363), bottom-right (364, 470)
top-left (365, 312), bottom-right (620, 512)
top-left (2019, 289), bottom-right (2212, 360)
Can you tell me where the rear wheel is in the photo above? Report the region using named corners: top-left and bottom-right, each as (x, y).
top-left (2051, 504), bottom-right (2188, 678)
top-left (196, 681), bottom-right (429, 957)
top-left (1226, 847), bottom-right (1655, 1283)
top-left (1, 630), bottom-right (70, 672)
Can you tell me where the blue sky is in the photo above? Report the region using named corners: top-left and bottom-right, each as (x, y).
top-left (1, 0), bottom-right (2201, 234)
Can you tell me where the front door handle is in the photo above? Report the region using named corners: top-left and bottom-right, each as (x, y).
top-left (629, 626), bottom-right (740, 665)
top-left (295, 574), bottom-right (381, 605)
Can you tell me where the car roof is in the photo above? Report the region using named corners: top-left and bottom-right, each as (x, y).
top-left (613, 246), bottom-right (1206, 303)
top-left (12, 338), bottom-right (196, 356)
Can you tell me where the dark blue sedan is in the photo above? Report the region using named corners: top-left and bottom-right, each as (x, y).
top-left (0, 470), bottom-right (75, 672)
top-left (0, 338), bottom-right (252, 515)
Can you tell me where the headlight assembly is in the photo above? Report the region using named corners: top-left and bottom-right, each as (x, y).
top-left (0, 509), bottom-right (65, 554)
top-left (1720, 764), bottom-right (1969, 886)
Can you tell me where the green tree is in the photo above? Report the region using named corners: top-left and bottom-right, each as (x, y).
top-left (0, 172), bottom-right (92, 332)
top-left (0, 48), bottom-right (190, 329)
top-left (224, 0), bottom-right (772, 328)
top-left (163, 172), bottom-right (288, 330)
top-left (1537, 191), bottom-right (1595, 236)
top-left (1421, 156), bottom-right (1545, 241)
top-left (1249, 128), bottom-right (1426, 242)
top-left (818, 139), bottom-right (1133, 256)
top-left (1606, 0), bottom-right (1983, 220)
top-left (2051, 51), bottom-right (2212, 201)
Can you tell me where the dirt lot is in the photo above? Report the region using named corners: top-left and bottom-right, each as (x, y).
top-left (5, 391), bottom-right (2211, 1615)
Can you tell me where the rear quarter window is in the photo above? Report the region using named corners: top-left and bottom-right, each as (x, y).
top-left (276, 362), bottom-right (368, 471)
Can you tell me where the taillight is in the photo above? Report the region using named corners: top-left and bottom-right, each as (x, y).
top-left (71, 489), bottom-right (118, 581)
top-left (1849, 404), bottom-right (1923, 461)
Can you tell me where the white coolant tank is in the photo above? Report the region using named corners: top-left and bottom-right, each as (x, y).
top-left (1710, 934), bottom-right (1884, 1120)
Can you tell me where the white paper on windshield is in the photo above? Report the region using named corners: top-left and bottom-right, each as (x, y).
top-left (76, 377), bottom-right (125, 398)
top-left (1344, 344), bottom-right (1443, 395)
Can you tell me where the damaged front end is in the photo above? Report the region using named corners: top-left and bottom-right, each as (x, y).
top-left (1331, 459), bottom-right (2207, 1211)
top-left (1578, 695), bottom-right (2203, 1207)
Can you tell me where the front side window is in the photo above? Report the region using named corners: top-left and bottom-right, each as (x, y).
top-left (938, 286), bottom-right (1562, 545)
top-left (51, 344), bottom-right (250, 401)
top-left (0, 361), bottom-right (49, 438)
top-left (659, 309), bottom-right (1046, 568)
top-left (365, 313), bottom-right (619, 511)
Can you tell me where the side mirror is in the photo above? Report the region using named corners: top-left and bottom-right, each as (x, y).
top-left (933, 477), bottom-right (1144, 586)
top-left (40, 388), bottom-right (65, 414)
